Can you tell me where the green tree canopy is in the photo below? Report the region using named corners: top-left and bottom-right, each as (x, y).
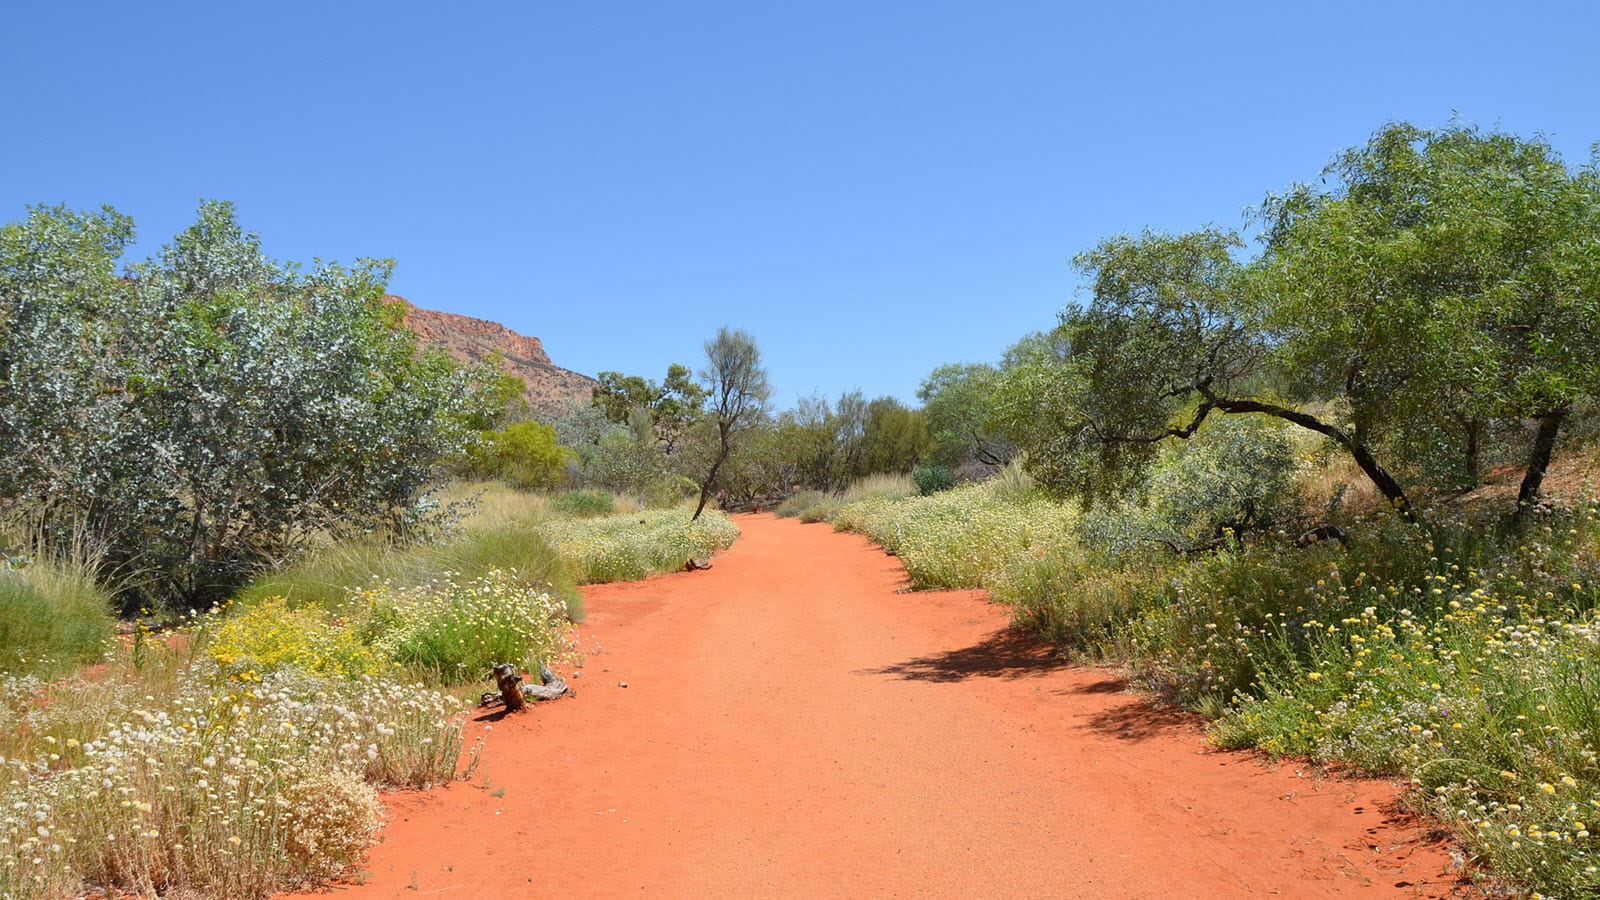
top-left (995, 121), bottom-right (1600, 523)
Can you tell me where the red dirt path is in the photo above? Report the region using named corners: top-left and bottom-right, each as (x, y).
top-left (284, 514), bottom-right (1468, 898)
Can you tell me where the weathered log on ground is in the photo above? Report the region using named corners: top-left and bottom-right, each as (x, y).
top-left (521, 664), bottom-right (569, 701)
top-left (481, 663), bottom-right (570, 710)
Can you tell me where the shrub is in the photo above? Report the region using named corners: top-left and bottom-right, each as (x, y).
top-left (279, 770), bottom-right (384, 880)
top-left (912, 464), bottom-right (956, 496)
top-left (465, 421), bottom-right (571, 491)
top-left (1, 202), bottom-right (501, 611)
top-left (551, 490), bottom-right (617, 517)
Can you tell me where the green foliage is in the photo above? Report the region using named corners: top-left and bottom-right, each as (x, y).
top-left (467, 420), bottom-right (571, 490)
top-left (1079, 417), bottom-right (1304, 557)
top-left (0, 201), bottom-right (497, 609)
top-left (919, 363), bottom-right (1012, 471)
top-left (551, 489), bottom-right (617, 517)
top-left (912, 464), bottom-right (956, 496)
top-left (993, 122), bottom-right (1600, 526)
top-left (592, 363), bottom-right (707, 451)
top-left (692, 327), bottom-right (771, 519)
top-left (0, 560), bottom-right (114, 679)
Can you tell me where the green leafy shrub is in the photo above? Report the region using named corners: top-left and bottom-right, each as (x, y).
top-left (551, 490), bottom-right (617, 517)
top-left (466, 421), bottom-right (572, 490)
top-left (0, 202), bottom-right (501, 611)
top-left (1079, 417), bottom-right (1305, 557)
top-left (912, 464), bottom-right (956, 496)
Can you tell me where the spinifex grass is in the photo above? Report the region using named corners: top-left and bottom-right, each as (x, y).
top-left (0, 557), bottom-right (116, 680)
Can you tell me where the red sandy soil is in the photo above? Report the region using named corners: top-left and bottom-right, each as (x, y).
top-left (282, 514), bottom-right (1471, 899)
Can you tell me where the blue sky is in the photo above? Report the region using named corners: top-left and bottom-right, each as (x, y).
top-left (5, 1), bottom-right (1598, 409)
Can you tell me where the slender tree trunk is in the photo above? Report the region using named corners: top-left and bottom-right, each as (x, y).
top-left (1516, 407), bottom-right (1568, 513)
top-left (692, 422), bottom-right (732, 521)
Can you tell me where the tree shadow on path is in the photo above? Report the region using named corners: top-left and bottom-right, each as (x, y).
top-left (860, 627), bottom-right (1078, 683)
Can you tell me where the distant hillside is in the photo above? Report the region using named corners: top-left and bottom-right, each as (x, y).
top-left (392, 296), bottom-right (597, 418)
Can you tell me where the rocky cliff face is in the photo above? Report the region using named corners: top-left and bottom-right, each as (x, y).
top-left (392, 296), bottom-right (597, 418)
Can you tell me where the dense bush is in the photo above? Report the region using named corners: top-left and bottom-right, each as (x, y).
top-left (0, 202), bottom-right (502, 609)
top-left (912, 464), bottom-right (955, 496)
top-left (551, 489), bottom-right (617, 517)
top-left (465, 421), bottom-right (571, 490)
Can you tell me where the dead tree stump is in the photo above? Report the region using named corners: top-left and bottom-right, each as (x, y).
top-left (481, 663), bottom-right (570, 710)
top-left (491, 663), bottom-right (527, 712)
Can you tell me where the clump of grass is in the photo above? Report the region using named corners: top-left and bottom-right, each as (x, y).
top-left (540, 509), bottom-right (740, 584)
top-left (775, 490), bottom-right (832, 520)
top-left (362, 571), bottom-right (574, 684)
top-left (235, 503), bottom-right (581, 622)
top-left (0, 559), bottom-right (115, 679)
top-left (831, 478), bottom-right (1076, 590)
top-left (841, 473), bottom-right (916, 502)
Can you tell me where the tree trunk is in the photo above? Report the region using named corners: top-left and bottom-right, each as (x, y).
top-left (1516, 407), bottom-right (1568, 513)
top-left (692, 422), bottom-right (732, 521)
top-left (1205, 394), bottom-right (1419, 524)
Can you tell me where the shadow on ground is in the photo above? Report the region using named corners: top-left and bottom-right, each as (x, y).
top-left (861, 627), bottom-right (1077, 682)
top-left (1077, 700), bottom-right (1197, 742)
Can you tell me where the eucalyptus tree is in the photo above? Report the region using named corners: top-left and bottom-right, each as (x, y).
top-left (591, 362), bottom-right (708, 452)
top-left (691, 327), bottom-right (770, 520)
top-left (918, 362), bottom-right (1013, 471)
top-left (996, 122), bottom-right (1600, 525)
top-left (1258, 122), bottom-right (1600, 510)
